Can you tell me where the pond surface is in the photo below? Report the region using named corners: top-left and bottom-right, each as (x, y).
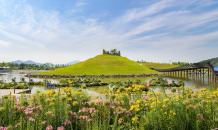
top-left (0, 71), bottom-right (217, 94)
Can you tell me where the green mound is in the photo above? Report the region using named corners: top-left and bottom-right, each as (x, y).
top-left (39, 55), bottom-right (158, 75)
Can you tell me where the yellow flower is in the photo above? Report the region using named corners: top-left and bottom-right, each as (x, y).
top-left (132, 116), bottom-right (139, 124)
top-left (173, 112), bottom-right (176, 116)
top-left (119, 118), bottom-right (124, 121)
top-left (165, 112), bottom-right (167, 114)
top-left (200, 88), bottom-right (206, 91)
top-left (136, 100), bottom-right (140, 104)
top-left (68, 97), bottom-right (72, 101)
top-left (163, 98), bottom-right (170, 102)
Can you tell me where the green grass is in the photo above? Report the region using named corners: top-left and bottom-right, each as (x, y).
top-left (139, 62), bottom-right (179, 69)
top-left (39, 55), bottom-right (158, 75)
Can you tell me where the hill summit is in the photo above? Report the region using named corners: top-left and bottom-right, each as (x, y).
top-left (39, 55), bottom-right (157, 75)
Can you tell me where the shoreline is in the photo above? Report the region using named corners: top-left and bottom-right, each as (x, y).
top-left (25, 73), bottom-right (159, 78)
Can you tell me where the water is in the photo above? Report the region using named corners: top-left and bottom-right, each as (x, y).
top-left (0, 71), bottom-right (217, 94)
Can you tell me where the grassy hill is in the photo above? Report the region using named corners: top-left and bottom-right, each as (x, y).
top-left (139, 62), bottom-right (179, 69)
top-left (39, 55), bottom-right (158, 75)
top-left (199, 57), bottom-right (218, 65)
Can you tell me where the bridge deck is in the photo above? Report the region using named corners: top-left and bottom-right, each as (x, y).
top-left (152, 63), bottom-right (218, 79)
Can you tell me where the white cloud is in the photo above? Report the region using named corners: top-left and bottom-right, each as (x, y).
top-left (117, 0), bottom-right (174, 23)
top-left (76, 2), bottom-right (86, 6)
top-left (0, 40), bottom-right (11, 46)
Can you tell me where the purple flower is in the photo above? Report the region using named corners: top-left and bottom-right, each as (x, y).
top-left (46, 125), bottom-right (53, 130)
top-left (57, 126), bottom-right (65, 130)
top-left (64, 120), bottom-right (71, 125)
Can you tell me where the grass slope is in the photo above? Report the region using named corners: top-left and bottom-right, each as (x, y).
top-left (40, 55), bottom-right (158, 75)
top-left (139, 63), bottom-right (179, 69)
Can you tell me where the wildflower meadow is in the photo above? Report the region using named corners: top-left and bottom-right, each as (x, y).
top-left (1, 84), bottom-right (218, 130)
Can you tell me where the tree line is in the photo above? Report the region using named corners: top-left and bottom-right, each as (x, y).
top-left (0, 62), bottom-right (69, 70)
top-left (102, 49), bottom-right (121, 56)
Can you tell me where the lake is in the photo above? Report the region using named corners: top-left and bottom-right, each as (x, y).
top-left (0, 71), bottom-right (216, 94)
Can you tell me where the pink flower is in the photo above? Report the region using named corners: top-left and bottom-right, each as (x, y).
top-left (168, 81), bottom-right (170, 85)
top-left (64, 120), bottom-right (71, 125)
top-left (20, 106), bottom-right (25, 110)
top-left (67, 104), bottom-right (70, 107)
top-left (0, 126), bottom-right (7, 130)
top-left (109, 105), bottom-right (115, 109)
top-left (142, 96), bottom-right (148, 100)
top-left (29, 117), bottom-right (35, 122)
top-left (126, 110), bottom-right (132, 116)
top-left (87, 118), bottom-right (93, 122)
top-left (79, 108), bottom-right (87, 113)
top-left (118, 120), bottom-right (122, 124)
top-left (46, 125), bottom-right (53, 130)
top-left (42, 121), bottom-right (47, 125)
top-left (24, 110), bottom-right (33, 115)
top-left (79, 116), bottom-right (88, 120)
top-left (147, 82), bottom-right (149, 86)
top-left (57, 126), bottom-right (65, 130)
top-left (15, 123), bottom-right (20, 128)
top-left (82, 102), bottom-right (89, 105)
top-left (88, 108), bottom-right (96, 114)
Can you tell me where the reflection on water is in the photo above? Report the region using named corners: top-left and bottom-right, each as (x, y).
top-left (0, 71), bottom-right (217, 94)
top-left (30, 86), bottom-right (100, 95)
top-left (0, 72), bottom-right (58, 83)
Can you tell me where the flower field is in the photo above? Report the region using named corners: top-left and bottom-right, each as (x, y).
top-left (1, 84), bottom-right (218, 130)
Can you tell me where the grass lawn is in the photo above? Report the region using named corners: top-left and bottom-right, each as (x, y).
top-left (39, 55), bottom-right (158, 75)
top-left (139, 62), bottom-right (179, 69)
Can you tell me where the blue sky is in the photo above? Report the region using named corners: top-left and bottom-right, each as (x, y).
top-left (0, 0), bottom-right (218, 64)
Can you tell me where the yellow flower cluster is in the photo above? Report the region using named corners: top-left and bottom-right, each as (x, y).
top-left (46, 89), bottom-right (56, 96)
top-left (130, 104), bottom-right (140, 111)
top-left (74, 92), bottom-right (82, 95)
top-left (63, 87), bottom-right (73, 92)
top-left (132, 116), bottom-right (139, 124)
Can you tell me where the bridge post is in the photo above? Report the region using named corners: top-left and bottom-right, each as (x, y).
top-left (196, 69), bottom-right (198, 77)
top-left (186, 70), bottom-right (188, 78)
top-left (203, 69), bottom-right (204, 77)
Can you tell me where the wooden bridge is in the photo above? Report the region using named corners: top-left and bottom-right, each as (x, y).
top-left (151, 62), bottom-right (218, 85)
